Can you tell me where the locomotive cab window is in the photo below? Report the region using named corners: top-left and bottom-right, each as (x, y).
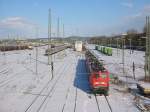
top-left (101, 73), bottom-right (107, 78)
top-left (95, 74), bottom-right (99, 79)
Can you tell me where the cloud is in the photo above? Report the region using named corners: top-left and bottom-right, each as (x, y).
top-left (124, 4), bottom-right (150, 21)
top-left (124, 13), bottom-right (142, 20)
top-left (0, 17), bottom-right (36, 29)
top-left (143, 5), bottom-right (150, 13)
top-left (121, 2), bottom-right (133, 8)
top-left (119, 4), bottom-right (150, 34)
top-left (0, 17), bottom-right (39, 38)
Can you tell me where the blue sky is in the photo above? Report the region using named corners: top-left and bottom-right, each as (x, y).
top-left (0, 0), bottom-right (150, 38)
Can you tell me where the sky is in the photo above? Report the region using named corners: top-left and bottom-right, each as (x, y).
top-left (0, 0), bottom-right (150, 39)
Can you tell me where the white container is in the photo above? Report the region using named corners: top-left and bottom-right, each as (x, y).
top-left (75, 41), bottom-right (82, 51)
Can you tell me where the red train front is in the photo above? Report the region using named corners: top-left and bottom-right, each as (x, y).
top-left (85, 50), bottom-right (110, 95)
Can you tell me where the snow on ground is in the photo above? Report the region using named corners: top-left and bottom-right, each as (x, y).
top-left (0, 46), bottom-right (139, 112)
top-left (87, 44), bottom-right (145, 85)
top-left (138, 81), bottom-right (150, 89)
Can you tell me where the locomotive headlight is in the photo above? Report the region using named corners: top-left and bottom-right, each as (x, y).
top-left (100, 82), bottom-right (105, 84)
top-left (94, 82), bottom-right (100, 84)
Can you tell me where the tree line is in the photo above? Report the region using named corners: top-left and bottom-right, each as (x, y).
top-left (88, 28), bottom-right (146, 50)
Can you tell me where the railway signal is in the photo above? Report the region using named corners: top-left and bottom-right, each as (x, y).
top-left (133, 62), bottom-right (135, 80)
top-left (51, 61), bottom-right (54, 79)
top-left (29, 53), bottom-right (31, 63)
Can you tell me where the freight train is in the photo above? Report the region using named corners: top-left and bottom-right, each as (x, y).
top-left (95, 45), bottom-right (112, 56)
top-left (0, 45), bottom-right (33, 51)
top-left (85, 50), bottom-right (110, 95)
top-left (45, 44), bottom-right (69, 55)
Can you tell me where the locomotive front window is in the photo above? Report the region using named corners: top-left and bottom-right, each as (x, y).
top-left (101, 73), bottom-right (107, 78)
top-left (95, 74), bottom-right (99, 79)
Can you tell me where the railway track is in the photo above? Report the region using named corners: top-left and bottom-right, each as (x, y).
top-left (130, 88), bottom-right (150, 111)
top-left (45, 45), bottom-right (68, 56)
top-left (0, 55), bottom-right (32, 87)
top-left (73, 54), bottom-right (90, 112)
top-left (0, 47), bottom-right (65, 86)
top-left (104, 96), bottom-right (113, 112)
top-left (36, 63), bottom-right (70, 112)
top-left (0, 67), bottom-right (11, 75)
top-left (22, 46), bottom-right (67, 66)
top-left (61, 54), bottom-right (77, 112)
top-left (0, 68), bottom-right (28, 87)
top-left (74, 87), bottom-right (78, 112)
top-left (94, 95), bottom-right (113, 112)
top-left (82, 51), bottom-right (113, 112)
top-left (0, 50), bottom-right (32, 85)
top-left (57, 53), bottom-right (84, 112)
top-left (61, 78), bottom-right (72, 112)
top-left (40, 62), bottom-right (74, 112)
top-left (36, 51), bottom-right (76, 112)
top-left (30, 57), bottom-right (48, 65)
top-left (94, 95), bottom-right (101, 112)
top-left (24, 58), bottom-right (70, 112)
top-left (0, 48), bottom-right (65, 87)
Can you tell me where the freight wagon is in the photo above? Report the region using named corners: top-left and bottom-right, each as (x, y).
top-left (95, 45), bottom-right (112, 56)
top-left (45, 45), bottom-right (69, 55)
top-left (0, 45), bottom-right (33, 51)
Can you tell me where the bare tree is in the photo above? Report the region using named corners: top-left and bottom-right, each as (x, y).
top-left (127, 29), bottom-right (138, 35)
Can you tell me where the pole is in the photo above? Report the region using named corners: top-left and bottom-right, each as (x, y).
top-left (57, 17), bottom-right (60, 38)
top-left (110, 38), bottom-right (111, 47)
top-left (133, 62), bottom-right (135, 80)
top-left (63, 24), bottom-right (65, 38)
top-left (117, 38), bottom-right (119, 55)
top-left (122, 38), bottom-right (125, 76)
top-left (3, 38), bottom-right (6, 65)
top-left (29, 53), bottom-right (31, 63)
top-left (35, 27), bottom-right (38, 75)
top-left (48, 8), bottom-right (53, 80)
top-left (48, 9), bottom-right (51, 65)
top-left (148, 16), bottom-right (150, 81)
top-left (145, 16), bottom-right (150, 81)
top-left (145, 16), bottom-right (148, 80)
top-left (129, 39), bottom-right (131, 54)
top-left (17, 35), bottom-right (20, 64)
top-left (122, 36), bottom-right (127, 88)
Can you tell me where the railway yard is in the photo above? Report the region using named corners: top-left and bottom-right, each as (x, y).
top-left (1, 0), bottom-right (150, 111)
top-left (0, 45), bottom-right (146, 112)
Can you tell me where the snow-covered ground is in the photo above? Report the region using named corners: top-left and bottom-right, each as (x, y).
top-left (0, 46), bottom-right (139, 112)
top-left (87, 44), bottom-right (145, 84)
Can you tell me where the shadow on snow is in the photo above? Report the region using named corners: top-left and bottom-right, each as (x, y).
top-left (74, 59), bottom-right (91, 93)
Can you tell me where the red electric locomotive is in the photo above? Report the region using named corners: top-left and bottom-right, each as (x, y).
top-left (85, 50), bottom-right (109, 95)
